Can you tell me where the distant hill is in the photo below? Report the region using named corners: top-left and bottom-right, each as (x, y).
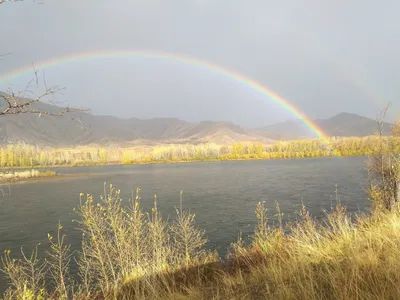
top-left (0, 92), bottom-right (394, 146)
top-left (256, 112), bottom-right (394, 140)
top-left (0, 93), bottom-right (273, 147)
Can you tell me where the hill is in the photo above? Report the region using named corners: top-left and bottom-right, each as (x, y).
top-left (0, 92), bottom-right (394, 146)
top-left (257, 112), bottom-right (393, 140)
top-left (0, 93), bottom-right (272, 146)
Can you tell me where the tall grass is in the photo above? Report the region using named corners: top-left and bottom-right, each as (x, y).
top-left (1, 136), bottom-right (400, 167)
top-left (2, 183), bottom-right (400, 299)
top-left (118, 202), bottom-right (400, 300)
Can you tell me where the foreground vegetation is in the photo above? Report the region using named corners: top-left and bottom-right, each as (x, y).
top-left (0, 169), bottom-right (56, 182)
top-left (1, 135), bottom-right (400, 168)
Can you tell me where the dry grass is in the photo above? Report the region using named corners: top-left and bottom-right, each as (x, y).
top-left (0, 169), bottom-right (56, 181)
top-left (113, 202), bottom-right (400, 300)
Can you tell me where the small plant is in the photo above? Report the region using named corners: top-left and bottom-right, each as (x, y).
top-left (367, 106), bottom-right (400, 211)
top-left (72, 184), bottom-right (214, 297)
top-left (1, 245), bottom-right (47, 299)
top-left (46, 222), bottom-right (72, 299)
top-left (170, 191), bottom-right (208, 268)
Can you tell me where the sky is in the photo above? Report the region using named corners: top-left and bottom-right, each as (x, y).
top-left (0, 0), bottom-right (399, 128)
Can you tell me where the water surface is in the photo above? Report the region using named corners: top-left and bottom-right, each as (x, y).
top-left (0, 157), bottom-right (368, 289)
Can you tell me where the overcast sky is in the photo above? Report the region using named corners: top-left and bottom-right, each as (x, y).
top-left (0, 0), bottom-right (399, 127)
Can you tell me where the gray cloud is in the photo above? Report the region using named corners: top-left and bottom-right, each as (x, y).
top-left (0, 0), bottom-right (399, 127)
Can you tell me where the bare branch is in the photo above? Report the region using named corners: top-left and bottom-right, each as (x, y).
top-left (0, 0), bottom-right (24, 4)
top-left (0, 53), bottom-right (12, 59)
top-left (0, 0), bottom-right (44, 4)
top-left (375, 102), bottom-right (391, 137)
top-left (0, 71), bottom-right (90, 117)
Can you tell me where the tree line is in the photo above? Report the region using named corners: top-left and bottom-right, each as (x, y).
top-left (0, 136), bottom-right (399, 167)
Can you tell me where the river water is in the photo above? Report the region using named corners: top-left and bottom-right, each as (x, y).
top-left (0, 157), bottom-right (369, 290)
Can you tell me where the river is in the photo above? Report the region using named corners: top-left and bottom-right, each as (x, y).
top-left (0, 156), bottom-right (369, 290)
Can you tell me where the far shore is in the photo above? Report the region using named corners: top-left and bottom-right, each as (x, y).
top-left (0, 136), bottom-right (391, 169)
top-left (0, 153), bottom-right (367, 171)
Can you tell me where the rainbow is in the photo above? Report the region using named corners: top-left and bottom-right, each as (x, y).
top-left (0, 49), bottom-right (337, 153)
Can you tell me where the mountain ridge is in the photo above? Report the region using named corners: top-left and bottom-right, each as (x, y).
top-left (0, 92), bottom-right (394, 146)
top-left (256, 112), bottom-right (393, 140)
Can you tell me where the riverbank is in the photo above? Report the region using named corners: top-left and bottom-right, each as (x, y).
top-left (0, 169), bottom-right (57, 182)
top-left (0, 152), bottom-right (366, 170)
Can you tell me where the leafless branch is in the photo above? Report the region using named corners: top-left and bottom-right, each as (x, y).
top-left (0, 53), bottom-right (11, 59)
top-left (0, 0), bottom-right (24, 4)
top-left (0, 69), bottom-right (90, 117)
top-left (0, 0), bottom-right (44, 4)
top-left (376, 102), bottom-right (391, 137)
top-left (0, 89), bottom-right (88, 116)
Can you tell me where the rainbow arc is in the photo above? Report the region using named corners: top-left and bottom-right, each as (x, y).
top-left (0, 49), bottom-right (339, 155)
